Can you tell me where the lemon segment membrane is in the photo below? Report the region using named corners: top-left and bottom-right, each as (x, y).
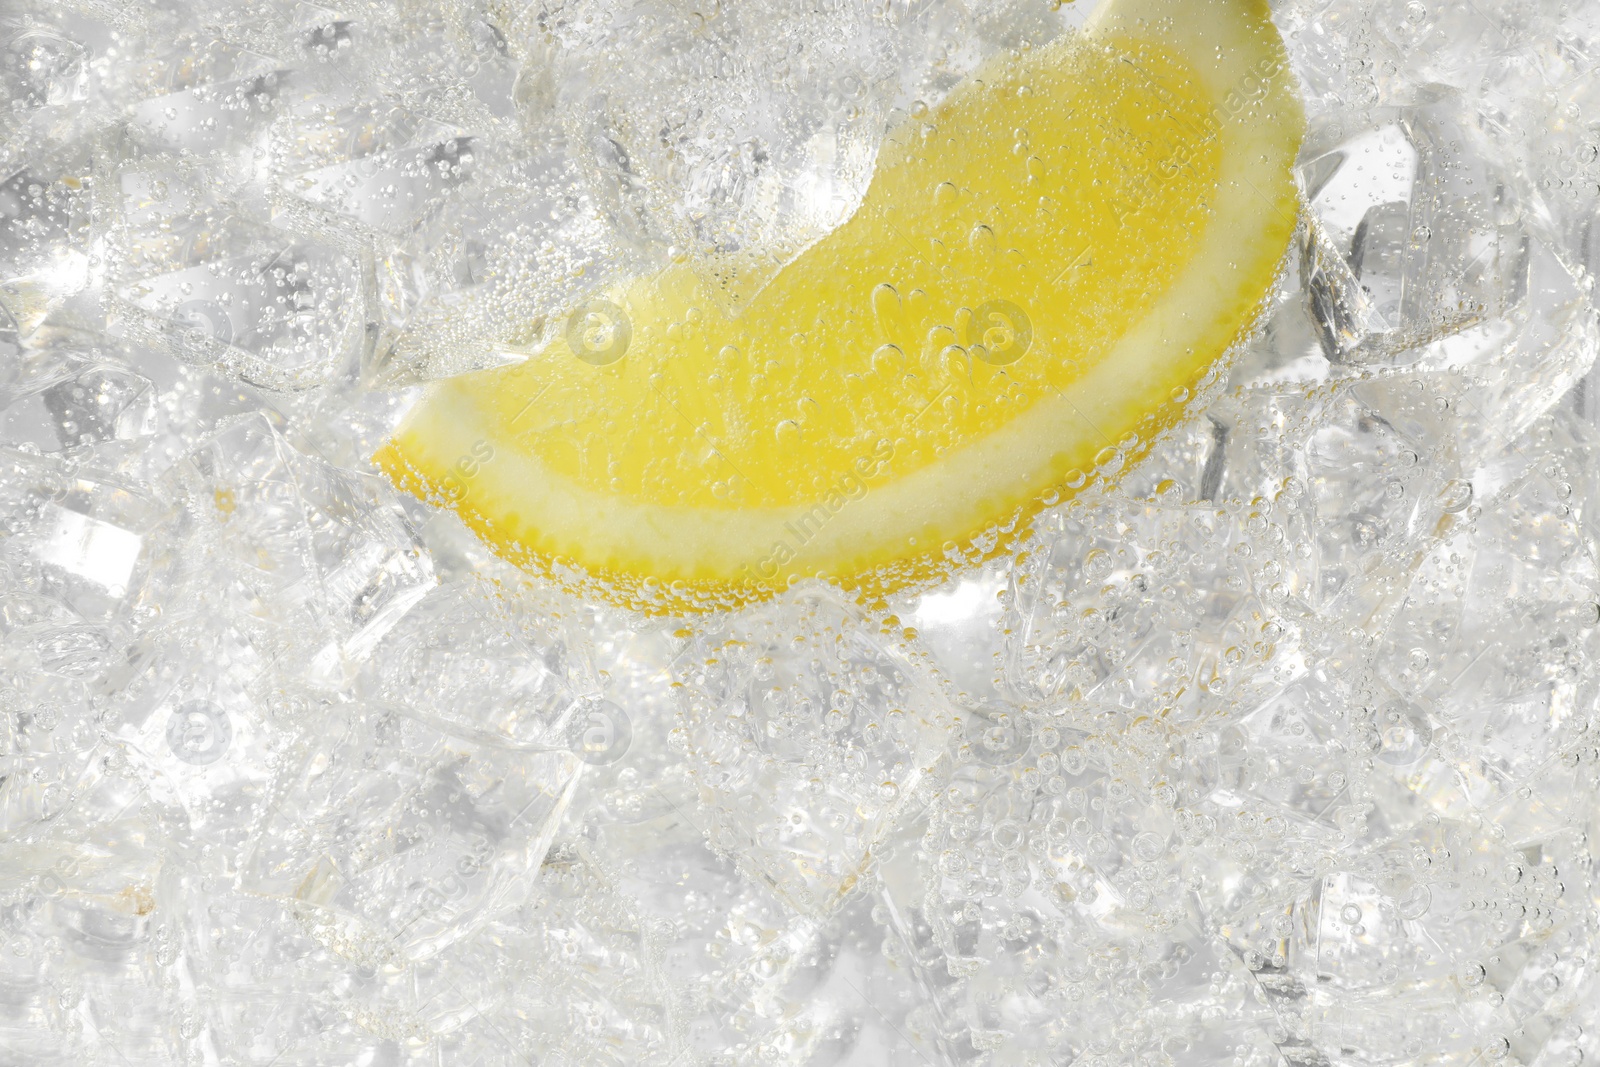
top-left (375, 0), bottom-right (1304, 612)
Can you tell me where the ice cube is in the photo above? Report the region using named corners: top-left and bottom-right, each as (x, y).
top-left (0, 26), bottom-right (88, 114)
top-left (33, 503), bottom-right (142, 594)
top-left (364, 175), bottom-right (623, 385)
top-left (0, 162), bottom-right (92, 337)
top-left (243, 704), bottom-right (582, 962)
top-left (273, 100), bottom-right (474, 238)
top-left (0, 450), bottom-right (166, 619)
top-left (1303, 387), bottom-right (1441, 607)
top-left (121, 37), bottom-right (292, 155)
top-left (0, 354), bottom-right (158, 454)
top-left (0, 4), bottom-right (109, 171)
top-left (165, 416), bottom-right (435, 683)
top-left (0, 625), bottom-right (104, 833)
top-left (1005, 489), bottom-right (1297, 718)
top-left (677, 586), bottom-right (956, 917)
top-left (1298, 94), bottom-right (1534, 363)
top-left (107, 165), bottom-right (364, 391)
top-left (1376, 418), bottom-right (1600, 804)
top-left (360, 573), bottom-right (595, 746)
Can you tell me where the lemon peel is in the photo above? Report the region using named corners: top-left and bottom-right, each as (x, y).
top-left (375, 0), bottom-right (1304, 613)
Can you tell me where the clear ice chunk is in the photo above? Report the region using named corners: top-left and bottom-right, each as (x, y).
top-left (364, 169), bottom-right (623, 384)
top-left (1005, 490), bottom-right (1292, 716)
top-left (0, 602), bottom-right (105, 833)
top-left (677, 586), bottom-right (956, 916)
top-left (122, 37), bottom-right (291, 155)
top-left (1298, 94), bottom-right (1534, 363)
top-left (361, 573), bottom-right (595, 746)
top-left (0, 449), bottom-right (165, 619)
top-left (0, 352), bottom-right (158, 453)
top-left (164, 416), bottom-right (435, 684)
top-left (0, 161), bottom-right (93, 336)
top-left (33, 502), bottom-right (143, 594)
top-left (243, 704), bottom-right (582, 962)
top-left (273, 101), bottom-right (474, 238)
top-left (0, 24), bottom-right (89, 114)
top-left (107, 165), bottom-right (364, 391)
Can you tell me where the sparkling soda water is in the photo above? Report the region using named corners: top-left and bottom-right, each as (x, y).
top-left (1, 0), bottom-right (1598, 1063)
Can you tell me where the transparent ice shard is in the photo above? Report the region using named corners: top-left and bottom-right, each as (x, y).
top-left (479, 844), bottom-right (674, 1064)
top-left (93, 618), bottom-right (302, 863)
top-left (243, 704), bottom-right (582, 962)
top-left (0, 159), bottom-right (93, 337)
top-left (677, 586), bottom-right (955, 917)
top-left (179, 884), bottom-right (513, 1059)
top-left (0, 449), bottom-right (166, 619)
top-left (0, 4), bottom-right (108, 173)
top-left (170, 890), bottom-right (364, 1061)
top-left (1297, 872), bottom-right (1433, 990)
top-left (1298, 94), bottom-right (1535, 364)
top-left (1376, 413), bottom-right (1600, 808)
top-left (1215, 675), bottom-right (1350, 834)
top-left (0, 352), bottom-right (158, 454)
top-left (1225, 235), bottom-right (1332, 392)
top-left (33, 503), bottom-right (142, 593)
top-left (1, 779), bottom-right (175, 1062)
top-left (122, 37), bottom-right (292, 155)
top-left (0, 601), bottom-right (105, 834)
top-left (878, 724), bottom-right (1272, 1065)
top-left (1004, 491), bottom-right (1296, 718)
top-left (902, 571), bottom-right (1012, 706)
top-left (1302, 386), bottom-right (1443, 610)
top-left (1300, 207), bottom-right (1391, 361)
top-left (364, 157), bottom-right (628, 385)
top-left (273, 100), bottom-right (474, 238)
top-left (164, 415), bottom-right (435, 684)
top-left (547, 616), bottom-right (855, 1062)
top-left (0, 25), bottom-right (88, 114)
top-left (361, 573), bottom-right (596, 746)
top-left (536, 0), bottom-right (1065, 261)
top-left (107, 164), bottom-right (364, 391)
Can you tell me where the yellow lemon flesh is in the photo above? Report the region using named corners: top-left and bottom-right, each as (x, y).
top-left (376, 0), bottom-right (1304, 613)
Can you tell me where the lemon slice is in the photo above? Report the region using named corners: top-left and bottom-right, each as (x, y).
top-left (376, 0), bottom-right (1303, 613)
